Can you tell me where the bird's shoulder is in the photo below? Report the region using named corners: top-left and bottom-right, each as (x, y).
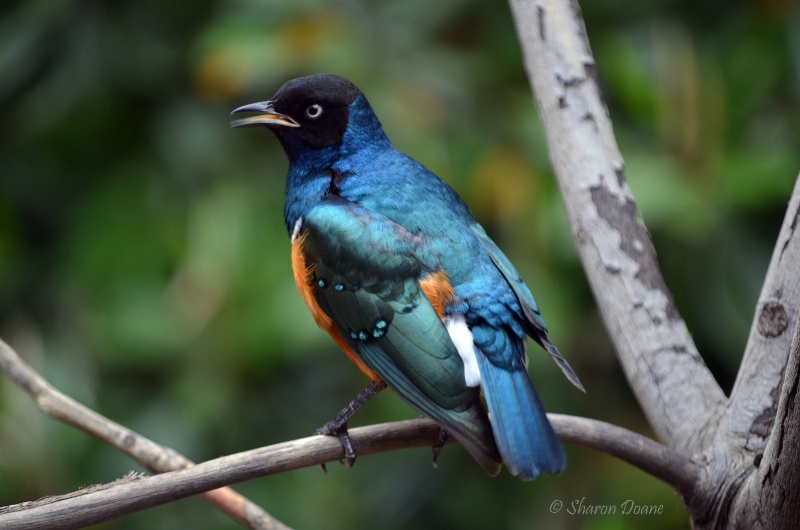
top-left (336, 149), bottom-right (474, 224)
top-left (309, 151), bottom-right (535, 325)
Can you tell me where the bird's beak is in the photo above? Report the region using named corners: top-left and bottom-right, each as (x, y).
top-left (230, 101), bottom-right (300, 128)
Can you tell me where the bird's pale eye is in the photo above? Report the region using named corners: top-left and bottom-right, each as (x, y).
top-left (305, 104), bottom-right (323, 119)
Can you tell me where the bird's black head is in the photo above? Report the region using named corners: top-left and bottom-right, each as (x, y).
top-left (231, 74), bottom-right (361, 151)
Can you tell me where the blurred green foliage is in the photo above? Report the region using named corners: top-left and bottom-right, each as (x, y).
top-left (1, 0), bottom-right (798, 528)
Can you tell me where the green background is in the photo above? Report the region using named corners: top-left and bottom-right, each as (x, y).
top-left (1, 0), bottom-right (798, 528)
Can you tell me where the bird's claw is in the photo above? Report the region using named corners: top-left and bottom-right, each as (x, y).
top-left (431, 427), bottom-right (450, 468)
top-left (314, 420), bottom-right (357, 467)
top-left (313, 381), bottom-right (386, 472)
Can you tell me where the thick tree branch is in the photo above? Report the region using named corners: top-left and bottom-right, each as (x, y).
top-left (508, 0), bottom-right (726, 452)
top-left (0, 414), bottom-right (700, 530)
top-left (0, 338), bottom-right (288, 530)
top-left (692, 305), bottom-right (800, 529)
top-left (716, 174), bottom-right (800, 448)
top-left (682, 175), bottom-right (800, 528)
top-left (747, 307), bottom-right (800, 524)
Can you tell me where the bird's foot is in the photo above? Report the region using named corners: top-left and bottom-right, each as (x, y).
top-left (431, 427), bottom-right (450, 468)
top-left (314, 420), bottom-right (357, 468)
top-left (314, 380), bottom-right (387, 470)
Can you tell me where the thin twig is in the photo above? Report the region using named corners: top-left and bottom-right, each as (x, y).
top-left (0, 419), bottom-right (444, 530)
top-left (0, 338), bottom-right (289, 530)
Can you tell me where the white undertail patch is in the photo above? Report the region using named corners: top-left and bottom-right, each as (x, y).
top-left (443, 315), bottom-right (482, 387)
top-left (291, 217), bottom-right (303, 242)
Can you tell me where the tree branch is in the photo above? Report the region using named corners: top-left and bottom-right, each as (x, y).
top-left (0, 338), bottom-right (289, 530)
top-left (2, 334), bottom-right (701, 527)
top-left (716, 174), bottom-right (800, 448)
top-left (0, 414), bottom-right (700, 529)
top-left (550, 414), bottom-right (699, 497)
top-left (692, 304), bottom-right (800, 529)
top-left (507, 0), bottom-right (726, 452)
top-left (747, 306), bottom-right (800, 523)
top-left (0, 420), bottom-right (445, 530)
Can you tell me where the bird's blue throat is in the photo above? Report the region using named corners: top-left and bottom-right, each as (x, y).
top-left (282, 93), bottom-right (391, 233)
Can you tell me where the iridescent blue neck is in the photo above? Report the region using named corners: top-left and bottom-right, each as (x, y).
top-left (282, 94), bottom-right (391, 233)
top-left (339, 93), bottom-right (390, 157)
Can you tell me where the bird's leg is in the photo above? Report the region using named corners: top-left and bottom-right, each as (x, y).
top-left (314, 380), bottom-right (387, 468)
top-left (431, 427), bottom-right (450, 468)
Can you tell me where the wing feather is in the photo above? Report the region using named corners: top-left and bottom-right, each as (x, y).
top-left (299, 195), bottom-right (502, 474)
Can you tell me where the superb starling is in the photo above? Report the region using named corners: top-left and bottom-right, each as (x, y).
top-left (232, 74), bottom-right (583, 480)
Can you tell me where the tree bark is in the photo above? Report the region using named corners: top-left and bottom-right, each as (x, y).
top-left (508, 0), bottom-right (800, 528)
top-left (508, 0), bottom-right (726, 452)
top-left (694, 177), bottom-right (800, 529)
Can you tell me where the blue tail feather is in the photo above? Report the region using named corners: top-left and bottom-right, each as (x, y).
top-left (475, 351), bottom-right (565, 480)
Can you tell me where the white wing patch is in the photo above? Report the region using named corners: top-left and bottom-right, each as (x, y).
top-left (443, 315), bottom-right (481, 387)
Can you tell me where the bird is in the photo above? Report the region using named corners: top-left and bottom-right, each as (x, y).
top-left (231, 74), bottom-right (583, 480)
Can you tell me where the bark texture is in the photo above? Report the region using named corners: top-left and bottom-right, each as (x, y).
top-left (508, 0), bottom-right (800, 528)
